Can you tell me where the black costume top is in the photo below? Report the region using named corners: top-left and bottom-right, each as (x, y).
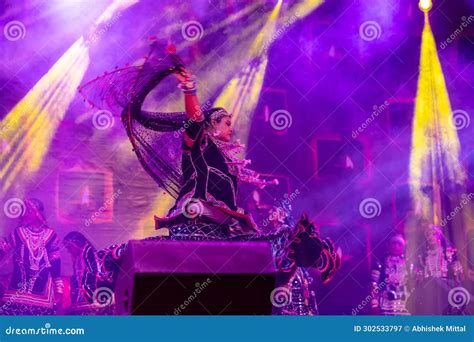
top-left (171, 120), bottom-right (238, 213)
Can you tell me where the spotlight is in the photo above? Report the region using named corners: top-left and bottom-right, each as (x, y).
top-left (419, 0), bottom-right (432, 12)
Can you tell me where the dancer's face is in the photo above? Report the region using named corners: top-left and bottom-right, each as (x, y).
top-left (211, 116), bottom-right (233, 142)
top-left (426, 229), bottom-right (441, 248)
top-left (388, 238), bottom-right (405, 256)
top-left (22, 205), bottom-right (41, 227)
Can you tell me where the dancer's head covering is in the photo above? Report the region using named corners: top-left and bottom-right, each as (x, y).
top-left (21, 198), bottom-right (47, 227)
top-left (64, 231), bottom-right (94, 250)
top-left (389, 233), bottom-right (406, 246)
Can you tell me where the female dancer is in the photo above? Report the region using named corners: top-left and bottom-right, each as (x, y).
top-left (0, 199), bottom-right (63, 315)
top-left (79, 46), bottom-right (340, 315)
top-left (370, 234), bottom-right (412, 315)
top-left (80, 46), bottom-right (278, 240)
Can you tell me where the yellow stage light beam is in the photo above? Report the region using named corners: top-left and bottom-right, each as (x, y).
top-left (213, 1), bottom-right (282, 146)
top-left (290, 0), bottom-right (324, 18)
top-left (0, 0), bottom-right (136, 196)
top-left (0, 38), bottom-right (90, 195)
top-left (409, 9), bottom-right (466, 226)
top-left (212, 0), bottom-right (324, 147)
top-left (408, 1), bottom-right (472, 302)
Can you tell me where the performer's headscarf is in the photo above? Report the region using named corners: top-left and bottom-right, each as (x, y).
top-left (21, 198), bottom-right (48, 227)
top-left (64, 231), bottom-right (95, 251)
top-left (79, 50), bottom-right (229, 198)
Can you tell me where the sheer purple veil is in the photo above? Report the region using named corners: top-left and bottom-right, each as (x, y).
top-left (79, 52), bottom-right (196, 198)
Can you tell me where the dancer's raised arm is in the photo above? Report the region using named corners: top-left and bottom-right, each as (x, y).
top-left (173, 68), bottom-right (203, 122)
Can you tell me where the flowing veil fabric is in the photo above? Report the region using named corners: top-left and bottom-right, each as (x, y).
top-left (79, 53), bottom-right (193, 198)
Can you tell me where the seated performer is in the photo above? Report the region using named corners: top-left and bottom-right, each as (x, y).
top-left (370, 234), bottom-right (412, 315)
top-left (0, 199), bottom-right (63, 315)
top-left (63, 231), bottom-right (115, 315)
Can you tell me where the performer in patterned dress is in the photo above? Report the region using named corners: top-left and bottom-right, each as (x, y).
top-left (265, 204), bottom-right (340, 315)
top-left (0, 199), bottom-right (63, 315)
top-left (408, 224), bottom-right (465, 314)
top-left (370, 234), bottom-right (412, 315)
top-left (64, 231), bottom-right (115, 315)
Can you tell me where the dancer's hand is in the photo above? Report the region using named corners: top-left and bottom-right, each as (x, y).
top-left (173, 67), bottom-right (192, 83)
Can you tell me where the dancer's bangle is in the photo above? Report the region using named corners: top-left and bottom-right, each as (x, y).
top-left (54, 278), bottom-right (65, 294)
top-left (178, 76), bottom-right (197, 94)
